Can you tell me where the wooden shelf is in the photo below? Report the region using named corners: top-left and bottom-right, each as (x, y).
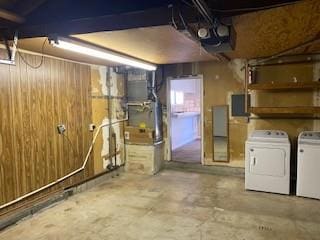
top-left (248, 82), bottom-right (320, 90)
top-left (249, 107), bottom-right (320, 116)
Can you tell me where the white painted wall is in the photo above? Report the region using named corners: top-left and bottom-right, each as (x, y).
top-left (170, 78), bottom-right (201, 150)
top-left (171, 114), bottom-right (200, 150)
top-left (171, 79), bottom-right (200, 94)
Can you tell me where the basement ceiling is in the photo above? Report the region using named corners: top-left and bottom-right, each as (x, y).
top-left (72, 0), bottom-right (320, 63)
top-left (0, 0), bottom-right (299, 24)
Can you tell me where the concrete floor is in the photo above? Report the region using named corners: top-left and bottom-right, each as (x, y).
top-left (1, 170), bottom-right (320, 240)
top-left (172, 139), bottom-right (201, 163)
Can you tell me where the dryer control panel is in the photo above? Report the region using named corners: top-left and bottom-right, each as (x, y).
top-left (250, 130), bottom-right (288, 140)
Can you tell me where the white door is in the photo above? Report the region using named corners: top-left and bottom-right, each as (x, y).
top-left (249, 147), bottom-right (286, 177)
top-left (297, 145), bottom-right (320, 199)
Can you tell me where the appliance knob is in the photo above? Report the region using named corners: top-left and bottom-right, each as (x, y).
top-left (300, 149), bottom-right (304, 153)
top-left (250, 149), bottom-right (254, 152)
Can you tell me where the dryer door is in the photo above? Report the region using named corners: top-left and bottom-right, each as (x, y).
top-left (249, 147), bottom-right (286, 177)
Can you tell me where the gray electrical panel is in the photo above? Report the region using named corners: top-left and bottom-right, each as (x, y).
top-left (231, 94), bottom-right (250, 117)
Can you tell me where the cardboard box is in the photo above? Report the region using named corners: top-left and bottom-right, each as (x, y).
top-left (125, 143), bottom-right (164, 175)
top-left (124, 126), bottom-right (155, 144)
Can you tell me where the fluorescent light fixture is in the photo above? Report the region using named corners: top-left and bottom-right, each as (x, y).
top-left (49, 36), bottom-right (157, 71)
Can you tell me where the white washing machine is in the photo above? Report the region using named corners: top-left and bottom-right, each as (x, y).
top-left (245, 130), bottom-right (291, 195)
top-left (297, 131), bottom-right (320, 199)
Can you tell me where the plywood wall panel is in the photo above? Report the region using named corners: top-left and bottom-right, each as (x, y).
top-left (249, 62), bottom-right (320, 143)
top-left (228, 0), bottom-right (320, 59)
top-left (0, 50), bottom-right (93, 213)
top-left (200, 61), bottom-right (247, 165)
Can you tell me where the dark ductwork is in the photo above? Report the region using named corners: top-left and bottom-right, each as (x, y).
top-left (190, 0), bottom-right (236, 53)
top-left (126, 69), bottom-right (163, 143)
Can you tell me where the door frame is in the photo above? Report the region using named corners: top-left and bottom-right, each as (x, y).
top-left (166, 75), bottom-right (204, 165)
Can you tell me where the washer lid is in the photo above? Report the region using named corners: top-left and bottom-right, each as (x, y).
top-left (298, 131), bottom-right (320, 145)
top-left (248, 130), bottom-right (289, 143)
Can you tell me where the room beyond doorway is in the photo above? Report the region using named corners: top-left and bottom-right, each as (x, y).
top-left (167, 76), bottom-right (203, 164)
top-left (172, 139), bottom-right (201, 163)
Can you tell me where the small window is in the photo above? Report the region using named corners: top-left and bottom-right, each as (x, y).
top-left (170, 90), bottom-right (175, 104)
top-left (170, 91), bottom-right (184, 105)
top-left (175, 91), bottom-right (184, 105)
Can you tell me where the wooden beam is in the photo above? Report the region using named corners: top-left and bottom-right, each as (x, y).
top-left (14, 6), bottom-right (199, 39)
top-left (248, 82), bottom-right (320, 90)
top-left (15, 0), bottom-right (49, 16)
top-left (0, 9), bottom-right (25, 23)
top-left (250, 107), bottom-right (320, 115)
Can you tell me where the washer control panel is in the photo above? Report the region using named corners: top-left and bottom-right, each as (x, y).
top-left (299, 131), bottom-right (320, 140)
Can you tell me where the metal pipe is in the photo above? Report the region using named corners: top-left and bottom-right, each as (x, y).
top-left (106, 67), bottom-right (113, 167)
top-left (0, 31), bottom-right (18, 65)
top-left (192, 0), bottom-right (213, 26)
top-left (127, 102), bottom-right (150, 107)
top-left (0, 9), bottom-right (25, 23)
top-left (250, 36), bottom-right (320, 66)
top-left (244, 61), bottom-right (249, 114)
top-left (191, 0), bottom-right (220, 40)
top-left (113, 133), bottom-right (117, 168)
top-left (151, 71), bottom-right (158, 101)
top-left (0, 118), bottom-right (128, 210)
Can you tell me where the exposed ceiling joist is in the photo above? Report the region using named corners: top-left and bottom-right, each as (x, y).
top-left (12, 6), bottom-right (199, 39)
top-left (14, 0), bottom-right (49, 16)
top-left (0, 8), bottom-right (24, 23)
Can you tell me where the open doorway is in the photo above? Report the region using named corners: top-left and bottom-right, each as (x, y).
top-left (167, 76), bottom-right (203, 164)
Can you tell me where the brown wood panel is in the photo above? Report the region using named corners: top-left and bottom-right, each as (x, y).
top-left (0, 50), bottom-right (93, 213)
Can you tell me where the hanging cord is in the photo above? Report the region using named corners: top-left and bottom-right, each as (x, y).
top-left (171, 5), bottom-right (178, 29)
top-left (14, 37), bottom-right (48, 69)
top-left (62, 132), bottom-right (78, 159)
top-left (181, 0), bottom-right (193, 8)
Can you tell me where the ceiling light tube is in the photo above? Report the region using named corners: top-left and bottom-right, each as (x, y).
top-left (49, 36), bottom-right (157, 71)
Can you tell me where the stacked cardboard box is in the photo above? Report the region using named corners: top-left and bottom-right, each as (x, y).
top-left (125, 143), bottom-right (163, 175)
top-left (124, 126), bottom-right (155, 144)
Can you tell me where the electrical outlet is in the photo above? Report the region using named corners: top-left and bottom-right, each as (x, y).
top-left (57, 124), bottom-right (66, 134)
top-left (89, 123), bottom-right (96, 132)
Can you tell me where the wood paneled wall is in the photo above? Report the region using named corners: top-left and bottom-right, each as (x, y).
top-left (0, 51), bottom-right (93, 213)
